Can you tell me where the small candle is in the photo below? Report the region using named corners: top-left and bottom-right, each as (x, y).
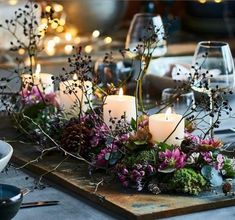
top-left (59, 74), bottom-right (92, 113)
top-left (149, 108), bottom-right (184, 146)
top-left (103, 88), bottom-right (136, 127)
top-left (21, 64), bottom-right (54, 94)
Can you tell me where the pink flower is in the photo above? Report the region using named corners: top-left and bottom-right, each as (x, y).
top-left (159, 148), bottom-right (186, 171)
top-left (44, 92), bottom-right (60, 109)
top-left (19, 86), bottom-right (43, 104)
top-left (215, 154), bottom-right (224, 170)
top-left (199, 138), bottom-right (223, 151)
top-left (19, 86), bottom-right (60, 108)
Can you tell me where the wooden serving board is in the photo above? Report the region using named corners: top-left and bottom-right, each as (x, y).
top-left (0, 118), bottom-right (235, 220)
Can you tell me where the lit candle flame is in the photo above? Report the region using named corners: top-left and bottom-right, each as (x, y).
top-left (73, 74), bottom-right (78, 81)
top-left (165, 107), bottom-right (171, 120)
top-left (35, 64), bottom-right (41, 78)
top-left (118, 88), bottom-right (123, 96)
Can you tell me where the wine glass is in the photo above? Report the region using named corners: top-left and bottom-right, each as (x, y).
top-left (125, 13), bottom-right (167, 110)
top-left (125, 13), bottom-right (167, 59)
top-left (191, 41), bottom-right (235, 137)
top-left (161, 88), bottom-right (195, 115)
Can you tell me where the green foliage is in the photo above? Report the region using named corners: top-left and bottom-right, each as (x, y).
top-left (23, 102), bottom-right (48, 119)
top-left (222, 158), bottom-right (235, 178)
top-left (123, 149), bottom-right (156, 167)
top-left (130, 118), bottom-right (137, 131)
top-left (157, 142), bottom-right (173, 152)
top-left (169, 168), bottom-right (207, 195)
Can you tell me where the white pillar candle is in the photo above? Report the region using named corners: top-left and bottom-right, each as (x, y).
top-left (21, 64), bottom-right (54, 94)
top-left (103, 89), bottom-right (136, 127)
top-left (149, 108), bottom-right (184, 146)
top-left (59, 75), bottom-right (92, 114)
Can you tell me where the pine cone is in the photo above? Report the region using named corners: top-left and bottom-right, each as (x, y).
top-left (181, 138), bottom-right (198, 153)
top-left (60, 122), bottom-right (90, 155)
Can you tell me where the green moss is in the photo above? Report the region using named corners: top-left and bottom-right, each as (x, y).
top-left (223, 158), bottom-right (235, 178)
top-left (169, 168), bottom-right (207, 195)
top-left (123, 149), bottom-right (156, 167)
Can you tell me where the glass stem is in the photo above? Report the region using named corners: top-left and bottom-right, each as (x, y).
top-left (209, 90), bottom-right (214, 138)
top-left (138, 57), bottom-right (146, 112)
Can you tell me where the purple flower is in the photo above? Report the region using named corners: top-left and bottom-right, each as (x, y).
top-left (95, 144), bottom-right (119, 168)
top-left (122, 168), bottom-right (129, 175)
top-left (201, 152), bottom-right (213, 163)
top-left (123, 181), bottom-right (129, 187)
top-left (159, 148), bottom-right (186, 171)
top-left (140, 170), bottom-right (145, 176)
top-left (147, 164), bottom-right (154, 174)
top-left (119, 175), bottom-right (126, 182)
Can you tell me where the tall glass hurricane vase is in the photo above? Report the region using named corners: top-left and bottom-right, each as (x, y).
top-left (192, 41), bottom-right (235, 137)
top-left (125, 13), bottom-right (167, 111)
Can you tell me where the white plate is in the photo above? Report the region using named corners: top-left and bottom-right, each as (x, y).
top-left (0, 140), bottom-right (13, 172)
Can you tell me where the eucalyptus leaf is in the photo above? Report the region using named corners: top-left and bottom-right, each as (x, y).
top-left (106, 136), bottom-right (114, 145)
top-left (104, 152), bottom-right (110, 160)
top-left (201, 165), bottom-right (223, 186)
top-left (109, 158), bottom-right (118, 165)
top-left (158, 167), bottom-right (176, 173)
top-left (133, 140), bottom-right (147, 145)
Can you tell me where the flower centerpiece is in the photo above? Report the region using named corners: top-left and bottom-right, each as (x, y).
top-left (0, 1), bottom-right (234, 196)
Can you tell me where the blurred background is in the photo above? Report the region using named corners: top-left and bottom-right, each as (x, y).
top-left (0, 0), bottom-right (235, 57)
top-left (1, 0), bottom-right (235, 99)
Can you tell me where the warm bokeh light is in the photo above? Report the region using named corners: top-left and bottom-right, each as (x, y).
top-left (47, 40), bottom-right (56, 47)
top-left (92, 30), bottom-right (100, 38)
top-left (84, 45), bottom-right (93, 53)
top-left (198, 0), bottom-right (206, 3)
top-left (65, 32), bottom-right (72, 42)
top-left (8, 0), bottom-right (18, 5)
top-left (45, 40), bottom-right (56, 56)
top-left (53, 36), bottom-right (61, 44)
top-left (18, 48), bottom-right (25, 55)
top-left (53, 3), bottom-right (63, 12)
top-left (214, 0), bottom-right (222, 3)
top-left (45, 5), bottom-right (52, 13)
top-left (56, 26), bottom-right (64, 33)
top-left (41, 18), bottom-right (48, 25)
top-left (104, 36), bottom-right (112, 44)
top-left (74, 36), bottom-right (81, 44)
top-left (59, 18), bottom-right (66, 26)
top-left (46, 47), bottom-right (55, 56)
top-left (64, 45), bottom-right (73, 54)
top-left (51, 20), bottom-right (59, 29)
